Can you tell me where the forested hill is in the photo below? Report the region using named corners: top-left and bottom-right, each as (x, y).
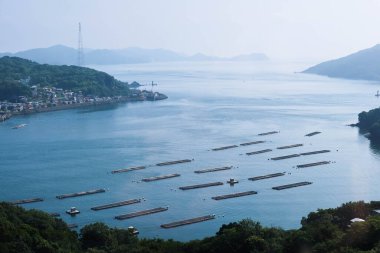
top-left (0, 56), bottom-right (129, 100)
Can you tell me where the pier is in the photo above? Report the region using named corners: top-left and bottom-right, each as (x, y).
top-left (142, 173), bottom-right (180, 182)
top-left (305, 131), bottom-right (321, 137)
top-left (212, 190), bottom-right (257, 200)
top-left (300, 150), bottom-right (331, 156)
top-left (56, 189), bottom-right (106, 199)
top-left (179, 182), bottom-right (224, 190)
top-left (277, 144), bottom-right (303, 149)
top-left (115, 207), bottom-right (168, 220)
top-left (91, 199), bottom-right (141, 211)
top-left (112, 166), bottom-right (146, 174)
top-left (272, 181), bottom-right (312, 190)
top-left (11, 198), bottom-right (44, 205)
top-left (156, 159), bottom-right (192, 166)
top-left (161, 215), bottom-right (215, 228)
top-left (246, 149), bottom-right (272, 155)
top-left (211, 145), bottom-right (239, 151)
top-left (248, 172), bottom-right (286, 181)
top-left (296, 161), bottom-right (331, 168)
top-left (270, 154), bottom-right (300, 160)
top-left (258, 131), bottom-right (278, 136)
top-left (194, 166), bottom-right (232, 174)
top-left (240, 141), bottom-right (265, 146)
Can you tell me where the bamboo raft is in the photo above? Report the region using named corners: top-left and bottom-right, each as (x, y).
top-left (240, 141), bottom-right (265, 146)
top-left (272, 181), bottom-right (312, 190)
top-left (248, 172), bottom-right (286, 181)
top-left (277, 144), bottom-right (303, 149)
top-left (115, 207), bottom-right (168, 220)
top-left (91, 199), bottom-right (141, 211)
top-left (211, 145), bottom-right (239, 151)
top-left (258, 131), bottom-right (279, 136)
top-left (212, 191), bottom-right (257, 200)
top-left (305, 131), bottom-right (321, 137)
top-left (11, 198), bottom-right (44, 205)
top-left (300, 150), bottom-right (331, 156)
top-left (161, 215), bottom-right (215, 229)
top-left (156, 159), bottom-right (192, 166)
top-left (270, 154), bottom-right (300, 160)
top-left (246, 149), bottom-right (272, 155)
top-left (56, 189), bottom-right (106, 199)
top-left (179, 182), bottom-right (224, 190)
top-left (112, 166), bottom-right (146, 174)
top-left (296, 161), bottom-right (331, 168)
top-left (142, 173), bottom-right (180, 182)
top-left (194, 166), bottom-right (232, 174)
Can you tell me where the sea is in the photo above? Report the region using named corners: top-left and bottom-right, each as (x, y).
top-left (1, 60), bottom-right (380, 241)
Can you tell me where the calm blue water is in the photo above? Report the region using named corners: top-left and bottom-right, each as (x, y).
top-left (1, 61), bottom-right (380, 241)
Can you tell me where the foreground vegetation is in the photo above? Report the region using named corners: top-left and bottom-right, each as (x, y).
top-left (1, 201), bottom-right (380, 253)
top-left (357, 107), bottom-right (380, 140)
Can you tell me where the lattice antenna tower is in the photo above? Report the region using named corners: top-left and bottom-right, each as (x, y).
top-left (77, 22), bottom-right (84, 66)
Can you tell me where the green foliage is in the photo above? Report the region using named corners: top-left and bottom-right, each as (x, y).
top-left (358, 108), bottom-right (380, 141)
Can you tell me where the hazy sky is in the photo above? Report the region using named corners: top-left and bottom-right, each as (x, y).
top-left (1, 0), bottom-right (380, 61)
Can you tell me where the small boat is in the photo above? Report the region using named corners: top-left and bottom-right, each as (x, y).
top-left (227, 178), bottom-right (239, 185)
top-left (376, 91), bottom-right (380, 97)
top-left (12, 124), bottom-right (27, 129)
top-left (66, 207), bottom-right (80, 215)
top-left (127, 226), bottom-right (139, 235)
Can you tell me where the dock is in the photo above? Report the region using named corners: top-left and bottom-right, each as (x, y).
top-left (56, 189), bottom-right (106, 199)
top-left (194, 166), bottom-right (232, 174)
top-left (161, 215), bottom-right (215, 229)
top-left (240, 141), bottom-right (265, 146)
top-left (272, 181), bottom-right (312, 190)
top-left (111, 166), bottom-right (146, 174)
top-left (258, 131), bottom-right (278, 136)
top-left (211, 145), bottom-right (239, 151)
top-left (296, 161), bottom-right (331, 168)
top-left (305, 131), bottom-right (321, 137)
top-left (270, 154), bottom-right (300, 160)
top-left (277, 144), bottom-right (303, 149)
top-left (156, 159), bottom-right (192, 166)
top-left (248, 172), bottom-right (286, 181)
top-left (11, 198), bottom-right (44, 205)
top-left (300, 150), bottom-right (331, 156)
top-left (115, 207), bottom-right (168, 220)
top-left (179, 182), bottom-right (224, 190)
top-left (142, 173), bottom-right (180, 182)
top-left (246, 149), bottom-right (272, 155)
top-left (212, 190), bottom-right (257, 200)
top-left (91, 199), bottom-right (141, 211)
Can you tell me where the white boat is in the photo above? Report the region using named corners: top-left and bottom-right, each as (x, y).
top-left (127, 226), bottom-right (139, 235)
top-left (227, 178), bottom-right (239, 185)
top-left (66, 207), bottom-right (80, 215)
top-left (12, 124), bottom-right (27, 129)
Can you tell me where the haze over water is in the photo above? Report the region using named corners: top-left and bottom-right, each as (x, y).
top-left (1, 61), bottom-right (380, 240)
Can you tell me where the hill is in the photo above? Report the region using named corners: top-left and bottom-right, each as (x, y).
top-left (1, 45), bottom-right (268, 65)
top-left (0, 56), bottom-right (129, 100)
top-left (303, 44), bottom-right (380, 81)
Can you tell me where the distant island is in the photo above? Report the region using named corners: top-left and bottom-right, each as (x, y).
top-left (354, 107), bottom-right (380, 141)
top-left (0, 45), bottom-right (269, 65)
top-left (0, 56), bottom-right (167, 122)
top-left (303, 44), bottom-right (380, 81)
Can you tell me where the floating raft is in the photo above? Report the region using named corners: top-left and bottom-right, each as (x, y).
top-left (296, 161), bottom-right (331, 168)
top-left (270, 154), bottom-right (300, 160)
top-left (11, 198), bottom-right (44, 205)
top-left (115, 207), bottom-right (168, 220)
top-left (246, 149), bottom-right (272, 155)
top-left (212, 190), bottom-right (257, 200)
top-left (248, 172), bottom-right (286, 181)
top-left (67, 224), bottom-right (78, 229)
top-left (240, 141), bottom-right (265, 146)
top-left (305, 131), bottom-right (321, 137)
top-left (194, 166), bottom-right (232, 174)
top-left (112, 166), bottom-right (146, 174)
top-left (277, 144), bottom-right (303, 149)
top-left (272, 181), bottom-right (312, 190)
top-left (156, 159), bottom-right (192, 166)
top-left (300, 150), bottom-right (331, 156)
top-left (142, 173), bottom-right (180, 182)
top-left (56, 189), bottom-right (106, 199)
top-left (211, 145), bottom-right (239, 151)
top-left (161, 215), bottom-right (215, 229)
top-left (91, 199), bottom-right (141, 211)
top-left (179, 182), bottom-right (224, 190)
top-left (258, 131), bottom-right (279, 136)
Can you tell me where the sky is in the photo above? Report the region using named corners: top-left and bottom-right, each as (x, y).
top-left (1, 0), bottom-right (380, 61)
